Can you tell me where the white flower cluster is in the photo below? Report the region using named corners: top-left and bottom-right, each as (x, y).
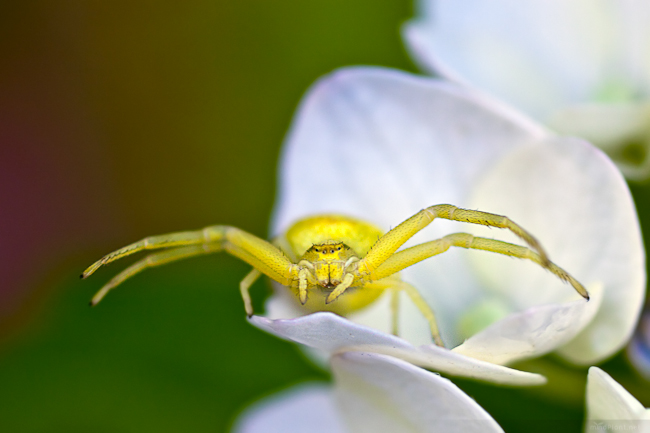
top-left (235, 1), bottom-right (649, 431)
top-left (405, 0), bottom-right (650, 181)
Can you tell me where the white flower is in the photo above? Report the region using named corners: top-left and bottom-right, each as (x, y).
top-left (234, 352), bottom-right (504, 433)
top-left (404, 0), bottom-right (650, 180)
top-left (249, 67), bottom-right (644, 379)
top-left (586, 366), bottom-right (650, 432)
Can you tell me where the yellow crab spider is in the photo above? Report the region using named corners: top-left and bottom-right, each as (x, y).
top-left (82, 204), bottom-right (589, 347)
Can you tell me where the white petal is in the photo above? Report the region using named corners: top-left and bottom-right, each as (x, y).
top-left (267, 283), bottom-right (436, 348)
top-left (274, 67), bottom-right (545, 235)
top-left (467, 137), bottom-right (645, 364)
top-left (272, 66), bottom-right (547, 344)
top-left (615, 0), bottom-right (650, 96)
top-left (547, 102), bottom-right (650, 181)
top-left (250, 312), bottom-right (546, 386)
top-left (548, 103), bottom-right (650, 150)
top-left (332, 352), bottom-right (504, 433)
top-left (404, 0), bottom-right (646, 120)
top-left (586, 367), bottom-right (650, 432)
top-left (233, 384), bottom-right (347, 433)
top-left (452, 284), bottom-right (602, 365)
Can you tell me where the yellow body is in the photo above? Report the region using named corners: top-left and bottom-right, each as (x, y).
top-left (277, 215), bottom-right (388, 315)
top-left (82, 204), bottom-right (590, 348)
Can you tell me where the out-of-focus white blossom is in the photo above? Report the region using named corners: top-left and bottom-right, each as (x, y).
top-left (404, 0), bottom-right (650, 180)
top-left (234, 352), bottom-right (504, 433)
top-left (586, 366), bottom-right (650, 432)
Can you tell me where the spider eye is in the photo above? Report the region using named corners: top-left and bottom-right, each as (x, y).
top-left (329, 249), bottom-right (334, 254)
top-left (315, 248), bottom-right (320, 252)
top-left (336, 247), bottom-right (341, 251)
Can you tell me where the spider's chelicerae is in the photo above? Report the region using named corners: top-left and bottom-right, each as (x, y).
top-left (82, 204), bottom-right (589, 347)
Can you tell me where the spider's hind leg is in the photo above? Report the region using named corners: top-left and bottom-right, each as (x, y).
top-left (390, 289), bottom-right (400, 337)
top-left (240, 269), bottom-right (262, 317)
top-left (371, 278), bottom-right (444, 347)
top-left (398, 281), bottom-right (444, 347)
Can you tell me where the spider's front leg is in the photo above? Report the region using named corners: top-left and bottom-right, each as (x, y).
top-left (83, 225), bottom-right (300, 309)
top-left (371, 233), bottom-right (589, 299)
top-left (324, 257), bottom-right (362, 304)
top-left (296, 260), bottom-right (318, 305)
top-left (357, 204), bottom-right (550, 276)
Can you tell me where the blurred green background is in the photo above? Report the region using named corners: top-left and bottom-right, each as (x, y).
top-left (0, 1), bottom-right (648, 432)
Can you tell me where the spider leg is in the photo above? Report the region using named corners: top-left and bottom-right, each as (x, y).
top-left (371, 232), bottom-right (589, 299)
top-left (357, 278), bottom-right (443, 346)
top-left (359, 204), bottom-right (550, 275)
top-left (325, 273), bottom-right (355, 304)
top-left (297, 260), bottom-right (317, 305)
top-left (90, 244), bottom-right (220, 306)
top-left (240, 268), bottom-right (262, 317)
top-left (398, 281), bottom-right (444, 347)
top-left (84, 226), bottom-right (298, 304)
top-left (83, 228), bottom-right (222, 277)
top-left (390, 289), bottom-right (400, 336)
top-left (322, 257), bottom-right (363, 303)
top-left (345, 278), bottom-right (402, 338)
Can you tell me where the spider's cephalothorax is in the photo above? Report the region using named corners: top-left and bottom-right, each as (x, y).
top-left (301, 242), bottom-right (357, 289)
top-left (82, 204), bottom-right (590, 348)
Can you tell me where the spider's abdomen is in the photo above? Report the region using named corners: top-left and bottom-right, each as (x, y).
top-left (281, 215), bottom-right (383, 261)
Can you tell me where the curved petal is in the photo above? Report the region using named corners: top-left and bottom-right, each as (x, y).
top-left (404, 0), bottom-right (643, 120)
top-left (452, 285), bottom-right (602, 365)
top-left (232, 384), bottom-right (347, 433)
top-left (234, 353), bottom-right (506, 433)
top-left (467, 137), bottom-right (645, 364)
top-left (274, 67), bottom-right (545, 234)
top-left (250, 312), bottom-right (546, 386)
top-left (332, 352), bottom-right (504, 433)
top-left (272, 66), bottom-right (547, 343)
top-left (586, 367), bottom-right (650, 431)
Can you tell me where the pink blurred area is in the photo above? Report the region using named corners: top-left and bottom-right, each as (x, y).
top-left (0, 3), bottom-right (125, 326)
